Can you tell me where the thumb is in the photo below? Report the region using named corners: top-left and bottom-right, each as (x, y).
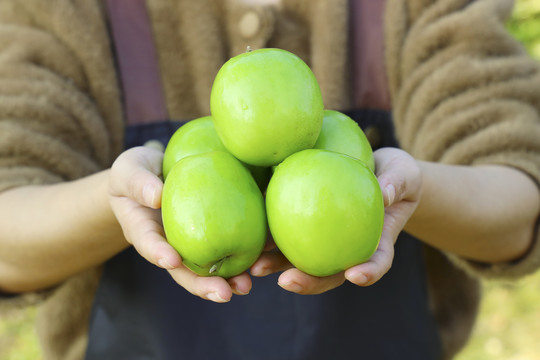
top-left (109, 146), bottom-right (164, 209)
top-left (373, 148), bottom-right (422, 207)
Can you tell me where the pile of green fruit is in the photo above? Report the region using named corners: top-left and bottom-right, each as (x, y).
top-left (161, 48), bottom-right (384, 279)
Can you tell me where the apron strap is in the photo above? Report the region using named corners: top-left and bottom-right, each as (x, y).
top-left (105, 0), bottom-right (391, 124)
top-left (349, 0), bottom-right (391, 111)
top-left (105, 0), bottom-right (169, 125)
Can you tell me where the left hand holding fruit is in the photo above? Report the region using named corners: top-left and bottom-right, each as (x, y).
top-left (250, 147), bottom-right (423, 294)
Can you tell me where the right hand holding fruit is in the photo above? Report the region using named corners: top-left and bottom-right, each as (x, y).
top-left (108, 146), bottom-right (252, 302)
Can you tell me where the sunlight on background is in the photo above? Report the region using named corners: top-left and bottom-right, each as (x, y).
top-left (0, 1), bottom-right (539, 359)
top-left (507, 0), bottom-right (540, 59)
top-left (456, 273), bottom-right (540, 360)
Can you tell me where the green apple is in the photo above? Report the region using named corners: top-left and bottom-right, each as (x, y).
top-left (162, 116), bottom-right (271, 191)
top-left (313, 110), bottom-right (375, 171)
top-left (162, 116), bottom-right (228, 179)
top-left (266, 149), bottom-right (384, 277)
top-left (162, 151), bottom-right (267, 278)
top-left (210, 48), bottom-right (324, 167)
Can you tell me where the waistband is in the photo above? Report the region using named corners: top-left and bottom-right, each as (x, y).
top-left (124, 109), bottom-right (397, 151)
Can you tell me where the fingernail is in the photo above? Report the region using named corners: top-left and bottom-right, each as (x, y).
top-left (143, 183), bottom-right (156, 207)
top-left (251, 266), bottom-right (271, 277)
top-left (207, 292), bottom-right (229, 303)
top-left (385, 184), bottom-right (395, 206)
top-left (278, 280), bottom-right (303, 293)
top-left (229, 280), bottom-right (250, 295)
top-left (143, 139), bottom-right (165, 152)
top-left (234, 288), bottom-right (250, 296)
top-left (158, 258), bottom-right (174, 269)
top-left (348, 272), bottom-right (368, 285)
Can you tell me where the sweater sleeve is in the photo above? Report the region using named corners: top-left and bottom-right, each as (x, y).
top-left (0, 0), bottom-right (123, 193)
top-left (385, 0), bottom-right (540, 279)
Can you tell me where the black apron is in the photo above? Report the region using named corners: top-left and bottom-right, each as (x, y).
top-left (85, 110), bottom-right (442, 360)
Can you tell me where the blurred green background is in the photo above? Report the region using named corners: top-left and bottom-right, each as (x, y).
top-left (507, 0), bottom-right (540, 59)
top-left (1, 1), bottom-right (540, 359)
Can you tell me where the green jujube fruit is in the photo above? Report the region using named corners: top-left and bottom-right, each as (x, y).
top-left (210, 48), bottom-right (324, 167)
top-left (266, 149), bottom-right (384, 277)
top-left (162, 151), bottom-right (267, 278)
top-left (162, 116), bottom-right (228, 179)
top-left (313, 110), bottom-right (375, 171)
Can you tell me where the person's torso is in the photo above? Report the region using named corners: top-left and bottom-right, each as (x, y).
top-left (86, 1), bottom-right (441, 359)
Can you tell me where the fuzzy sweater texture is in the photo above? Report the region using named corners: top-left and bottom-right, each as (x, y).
top-left (0, 0), bottom-right (539, 359)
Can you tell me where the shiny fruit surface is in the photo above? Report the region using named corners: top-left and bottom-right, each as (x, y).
top-left (313, 110), bottom-right (375, 171)
top-left (162, 116), bottom-right (228, 179)
top-left (210, 48), bottom-right (323, 167)
top-left (162, 151), bottom-right (267, 278)
top-left (266, 149), bottom-right (383, 277)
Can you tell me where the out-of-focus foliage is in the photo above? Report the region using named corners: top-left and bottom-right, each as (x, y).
top-left (0, 306), bottom-right (42, 360)
top-left (456, 272), bottom-right (540, 360)
top-left (506, 0), bottom-right (540, 59)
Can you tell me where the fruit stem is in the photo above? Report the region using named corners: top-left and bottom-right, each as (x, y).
top-left (209, 256), bottom-right (230, 274)
top-left (246, 45), bottom-right (253, 53)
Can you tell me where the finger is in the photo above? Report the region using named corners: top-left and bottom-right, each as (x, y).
top-left (250, 250), bottom-right (292, 277)
top-left (131, 224), bottom-right (182, 270)
top-left (227, 272), bottom-right (252, 295)
top-left (167, 265), bottom-right (234, 303)
top-left (111, 197), bottom-right (181, 269)
top-left (344, 228), bottom-right (395, 286)
top-left (110, 147), bottom-right (164, 209)
top-left (373, 148), bottom-right (422, 206)
top-left (277, 268), bottom-right (346, 295)
top-left (143, 139), bottom-right (165, 152)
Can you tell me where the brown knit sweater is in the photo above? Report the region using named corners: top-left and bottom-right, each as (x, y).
top-left (0, 0), bottom-right (539, 359)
